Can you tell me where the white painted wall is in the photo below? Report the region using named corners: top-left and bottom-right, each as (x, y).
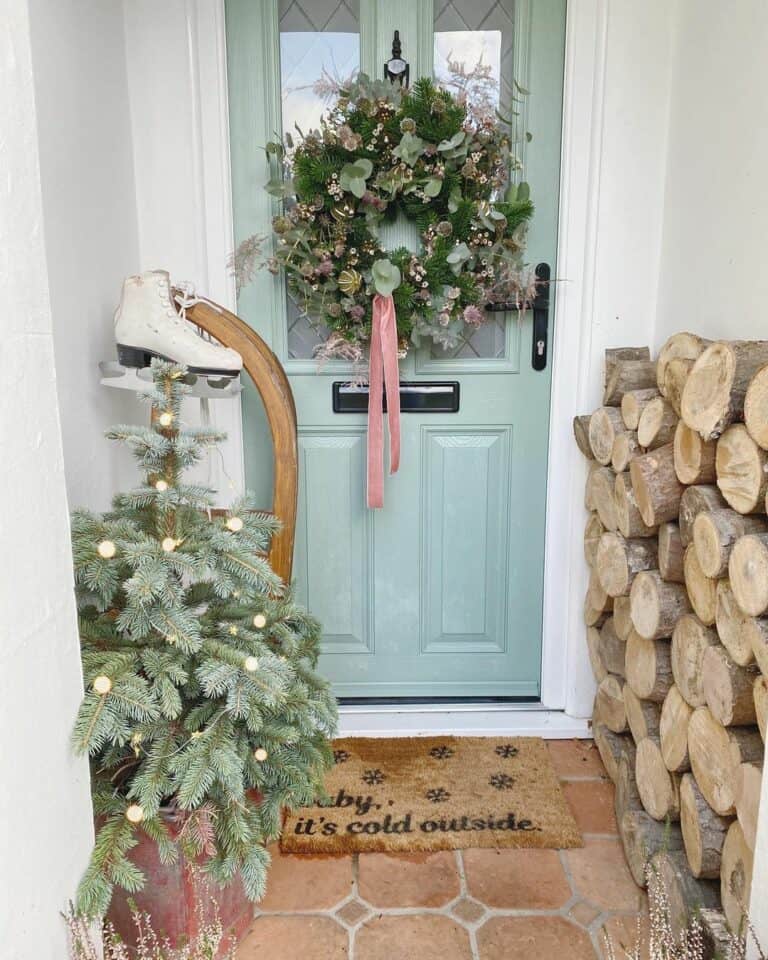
top-left (0, 3), bottom-right (94, 957)
top-left (656, 0), bottom-right (768, 347)
top-left (27, 0), bottom-right (146, 512)
top-left (650, 1), bottom-right (768, 949)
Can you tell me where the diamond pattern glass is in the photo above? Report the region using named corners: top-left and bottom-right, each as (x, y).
top-left (431, 0), bottom-right (516, 360)
top-left (279, 0), bottom-right (360, 359)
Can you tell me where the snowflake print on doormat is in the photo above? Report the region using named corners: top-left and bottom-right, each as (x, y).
top-left (425, 787), bottom-right (451, 803)
top-left (489, 772), bottom-right (515, 790)
top-left (333, 749), bottom-right (351, 764)
top-left (362, 769), bottom-right (385, 785)
top-left (495, 744), bottom-right (519, 759)
top-left (429, 745), bottom-right (455, 760)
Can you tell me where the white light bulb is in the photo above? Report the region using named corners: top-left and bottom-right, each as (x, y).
top-left (244, 656), bottom-right (259, 672)
top-left (252, 614), bottom-right (267, 629)
top-left (97, 540), bottom-right (116, 559)
top-left (93, 675), bottom-right (112, 695)
top-left (226, 516), bottom-right (244, 533)
top-left (161, 537), bottom-right (177, 553)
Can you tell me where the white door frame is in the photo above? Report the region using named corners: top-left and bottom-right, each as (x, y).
top-left (160, 0), bottom-right (609, 736)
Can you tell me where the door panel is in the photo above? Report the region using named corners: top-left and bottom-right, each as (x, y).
top-left (225, 0), bottom-right (566, 699)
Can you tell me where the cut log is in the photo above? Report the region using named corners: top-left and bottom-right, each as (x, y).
top-left (715, 423), bottom-right (768, 514)
top-left (715, 580), bottom-right (758, 668)
top-left (636, 736), bottom-right (681, 820)
top-left (687, 707), bottom-right (764, 815)
top-left (683, 544), bottom-right (718, 627)
top-left (702, 644), bottom-right (759, 727)
top-left (586, 626), bottom-right (608, 684)
top-left (679, 485), bottom-right (727, 548)
top-left (613, 595), bottom-right (634, 641)
top-left (621, 387), bottom-right (659, 430)
top-left (630, 443), bottom-right (685, 527)
top-left (611, 431), bottom-right (641, 473)
top-left (606, 346), bottom-right (651, 381)
top-left (735, 760), bottom-right (762, 850)
top-left (615, 471), bottom-right (658, 539)
top-left (596, 675), bottom-right (628, 733)
top-left (682, 340), bottom-right (768, 441)
top-left (657, 332), bottom-right (711, 397)
top-left (573, 414), bottom-right (594, 459)
top-left (729, 532), bottom-right (768, 616)
top-left (693, 508), bottom-right (768, 580)
top-left (658, 522), bottom-right (685, 583)
top-left (651, 849), bottom-right (720, 941)
top-left (679, 773), bottom-right (731, 880)
top-left (624, 684), bottom-right (661, 744)
top-left (598, 617), bottom-right (626, 677)
top-left (585, 461), bottom-right (601, 511)
top-left (663, 358), bottom-right (694, 417)
top-left (590, 407), bottom-right (628, 465)
top-left (589, 465), bottom-right (619, 531)
top-left (596, 532), bottom-right (658, 598)
top-left (720, 820), bottom-right (754, 935)
top-left (699, 909), bottom-right (733, 960)
top-left (671, 614), bottom-right (719, 708)
top-left (584, 512), bottom-right (605, 568)
top-left (604, 358), bottom-right (657, 406)
top-left (638, 397), bottom-right (678, 450)
top-left (619, 807), bottom-right (683, 887)
top-left (744, 361), bottom-right (768, 450)
top-left (584, 593), bottom-right (611, 628)
top-left (626, 630), bottom-right (674, 702)
top-left (674, 420), bottom-right (717, 485)
top-left (755, 676), bottom-right (768, 741)
top-left (615, 754), bottom-right (642, 816)
top-left (593, 723), bottom-right (635, 783)
top-left (630, 571), bottom-right (691, 640)
top-left (588, 567), bottom-right (611, 613)
top-left (660, 685), bottom-right (693, 773)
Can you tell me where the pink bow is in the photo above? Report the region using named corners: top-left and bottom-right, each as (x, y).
top-left (367, 294), bottom-right (401, 508)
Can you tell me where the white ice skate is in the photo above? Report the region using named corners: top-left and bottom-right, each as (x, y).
top-left (115, 270), bottom-right (242, 377)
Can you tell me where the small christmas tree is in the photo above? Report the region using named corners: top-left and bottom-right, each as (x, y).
top-left (70, 360), bottom-right (336, 916)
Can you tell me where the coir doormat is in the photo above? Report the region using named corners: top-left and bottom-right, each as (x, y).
top-left (281, 736), bottom-right (582, 854)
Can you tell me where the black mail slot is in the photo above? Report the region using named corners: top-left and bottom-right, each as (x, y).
top-left (332, 381), bottom-right (460, 413)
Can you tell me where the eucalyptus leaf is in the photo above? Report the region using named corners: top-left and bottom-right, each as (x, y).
top-left (437, 130), bottom-right (466, 152)
top-left (517, 181), bottom-right (531, 202)
top-left (372, 259), bottom-right (401, 296)
top-left (265, 179), bottom-right (293, 198)
top-left (340, 161), bottom-right (372, 197)
top-left (448, 186), bottom-right (462, 214)
top-left (424, 178), bottom-right (443, 198)
top-left (392, 132), bottom-right (425, 166)
top-left (446, 242), bottom-right (471, 276)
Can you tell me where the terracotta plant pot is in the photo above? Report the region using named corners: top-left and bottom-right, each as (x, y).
top-left (106, 795), bottom-right (262, 955)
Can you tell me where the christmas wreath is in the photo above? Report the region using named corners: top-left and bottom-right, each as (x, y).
top-left (257, 74), bottom-right (536, 359)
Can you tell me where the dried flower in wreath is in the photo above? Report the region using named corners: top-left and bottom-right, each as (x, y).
top-left (233, 73), bottom-right (538, 358)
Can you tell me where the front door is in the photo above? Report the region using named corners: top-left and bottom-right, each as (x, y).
top-left (226, 0), bottom-right (566, 699)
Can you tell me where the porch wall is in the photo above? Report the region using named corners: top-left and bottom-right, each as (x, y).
top-left (651, 2), bottom-right (768, 951)
top-left (0, 3), bottom-right (94, 957)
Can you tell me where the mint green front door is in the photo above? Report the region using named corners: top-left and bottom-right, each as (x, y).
top-left (226, 0), bottom-right (566, 698)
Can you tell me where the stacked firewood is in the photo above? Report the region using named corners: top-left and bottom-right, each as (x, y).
top-left (577, 334), bottom-right (768, 941)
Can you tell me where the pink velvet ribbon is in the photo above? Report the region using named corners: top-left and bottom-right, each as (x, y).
top-left (367, 293), bottom-right (401, 509)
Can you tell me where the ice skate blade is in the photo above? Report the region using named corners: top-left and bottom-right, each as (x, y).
top-left (117, 343), bottom-right (241, 379)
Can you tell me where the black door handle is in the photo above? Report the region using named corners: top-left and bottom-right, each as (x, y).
top-left (531, 262), bottom-right (550, 372)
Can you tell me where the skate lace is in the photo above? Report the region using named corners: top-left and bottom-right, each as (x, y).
top-left (172, 281), bottom-right (223, 322)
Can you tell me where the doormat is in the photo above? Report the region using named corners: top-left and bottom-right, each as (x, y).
top-left (281, 736), bottom-right (582, 854)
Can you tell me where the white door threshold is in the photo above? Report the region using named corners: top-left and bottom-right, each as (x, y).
top-left (337, 703), bottom-right (591, 739)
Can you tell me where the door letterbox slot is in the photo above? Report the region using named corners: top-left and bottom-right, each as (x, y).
top-left (333, 381), bottom-right (459, 413)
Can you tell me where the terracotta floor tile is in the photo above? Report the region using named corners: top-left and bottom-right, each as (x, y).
top-left (566, 838), bottom-right (644, 912)
top-left (258, 847), bottom-right (353, 912)
top-left (564, 780), bottom-right (618, 834)
top-left (462, 847), bottom-right (571, 909)
top-left (548, 738), bottom-right (607, 779)
top-left (569, 899), bottom-right (602, 928)
top-left (477, 916), bottom-right (596, 960)
top-left (358, 852), bottom-right (460, 908)
top-left (355, 915), bottom-right (471, 960)
top-left (237, 916), bottom-right (347, 959)
top-left (451, 897), bottom-right (486, 924)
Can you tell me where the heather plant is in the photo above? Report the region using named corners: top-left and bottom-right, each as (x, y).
top-left (603, 863), bottom-right (764, 960)
top-left (65, 881), bottom-right (235, 960)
